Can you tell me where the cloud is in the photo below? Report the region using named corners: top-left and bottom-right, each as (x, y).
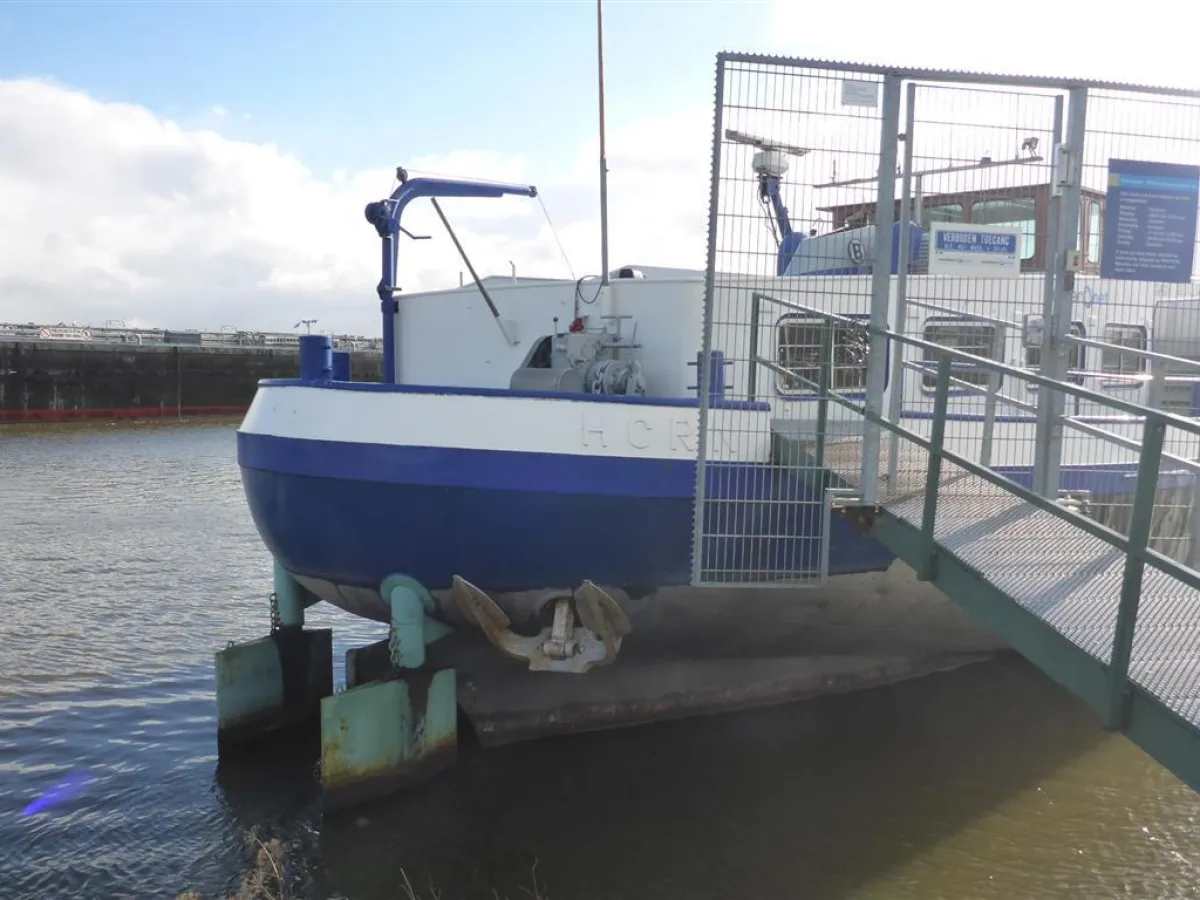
top-left (0, 79), bottom-right (714, 334)
top-left (10, 21), bottom-right (1192, 339)
top-left (763, 0), bottom-right (1199, 89)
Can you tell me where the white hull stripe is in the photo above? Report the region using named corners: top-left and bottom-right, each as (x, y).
top-left (239, 384), bottom-right (774, 463)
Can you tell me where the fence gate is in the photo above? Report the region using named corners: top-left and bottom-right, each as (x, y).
top-left (691, 54), bottom-right (1085, 587)
top-left (690, 57), bottom-right (892, 587)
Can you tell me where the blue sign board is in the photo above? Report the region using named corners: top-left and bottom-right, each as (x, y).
top-left (928, 223), bottom-right (1022, 278)
top-left (935, 230), bottom-right (1019, 255)
top-left (1100, 158), bottom-right (1200, 283)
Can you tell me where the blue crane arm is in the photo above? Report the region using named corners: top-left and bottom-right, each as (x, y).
top-left (364, 171), bottom-right (539, 383)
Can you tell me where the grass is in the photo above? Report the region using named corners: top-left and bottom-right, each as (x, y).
top-left (178, 828), bottom-right (287, 900)
top-left (179, 828), bottom-right (548, 900)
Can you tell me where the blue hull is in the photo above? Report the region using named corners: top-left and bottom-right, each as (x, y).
top-left (237, 432), bottom-right (895, 593)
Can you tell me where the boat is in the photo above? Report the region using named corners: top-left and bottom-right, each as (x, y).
top-left (222, 30), bottom-right (1200, 808)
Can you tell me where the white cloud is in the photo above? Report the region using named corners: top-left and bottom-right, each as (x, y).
top-left (10, 19), bottom-right (1189, 339)
top-left (0, 79), bottom-right (714, 335)
top-left (764, 0), bottom-right (1199, 89)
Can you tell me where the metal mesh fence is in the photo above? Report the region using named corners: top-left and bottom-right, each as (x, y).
top-left (693, 52), bottom-right (1200, 738)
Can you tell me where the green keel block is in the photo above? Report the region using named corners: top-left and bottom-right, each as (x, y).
top-left (215, 627), bottom-right (333, 751)
top-left (320, 667), bottom-right (457, 812)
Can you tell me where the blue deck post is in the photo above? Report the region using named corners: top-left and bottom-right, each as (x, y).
top-left (298, 334), bottom-right (332, 382)
top-left (331, 350), bottom-right (351, 381)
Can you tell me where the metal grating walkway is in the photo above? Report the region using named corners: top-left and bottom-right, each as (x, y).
top-left (821, 440), bottom-right (1200, 718)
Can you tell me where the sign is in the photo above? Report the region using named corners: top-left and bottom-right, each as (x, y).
top-left (927, 223), bottom-right (1022, 278)
top-left (841, 79), bottom-right (879, 108)
top-left (1100, 158), bottom-right (1200, 283)
top-left (38, 327), bottom-right (92, 341)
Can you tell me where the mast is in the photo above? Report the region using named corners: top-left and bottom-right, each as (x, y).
top-left (596, 0), bottom-right (610, 286)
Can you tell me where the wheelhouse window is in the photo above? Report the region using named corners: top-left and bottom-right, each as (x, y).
top-left (1101, 324), bottom-right (1147, 377)
top-left (776, 315), bottom-right (870, 393)
top-left (922, 320), bottom-right (1001, 389)
top-left (972, 198), bottom-right (1037, 262)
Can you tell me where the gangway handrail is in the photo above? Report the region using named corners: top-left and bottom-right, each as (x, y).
top-left (891, 358), bottom-right (1200, 476)
top-left (752, 291), bottom-right (1200, 438)
top-left (745, 293), bottom-right (1200, 590)
top-left (1065, 331), bottom-right (1200, 375)
top-left (890, 295), bottom-right (1200, 379)
top-left (898, 358), bottom-right (1036, 409)
top-left (902, 297), bottom-right (1022, 330)
top-left (752, 290), bottom-right (1200, 485)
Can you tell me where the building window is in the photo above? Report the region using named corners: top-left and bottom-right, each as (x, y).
top-left (922, 320), bottom-right (1001, 389)
top-left (777, 315), bottom-right (870, 394)
top-left (920, 203), bottom-right (965, 229)
top-left (972, 198), bottom-right (1037, 261)
top-left (1025, 322), bottom-right (1085, 383)
top-left (1101, 324), bottom-right (1147, 377)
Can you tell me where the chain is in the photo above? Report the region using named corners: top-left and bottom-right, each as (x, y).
top-left (388, 620), bottom-right (402, 669)
top-left (269, 591), bottom-right (281, 633)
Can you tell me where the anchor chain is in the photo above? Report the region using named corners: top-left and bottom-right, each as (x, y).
top-left (387, 619), bottom-right (402, 670)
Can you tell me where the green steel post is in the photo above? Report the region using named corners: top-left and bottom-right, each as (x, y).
top-left (1106, 416), bottom-right (1166, 731)
top-left (917, 355), bottom-right (952, 580)
top-left (814, 321), bottom-right (834, 480)
top-left (273, 561), bottom-right (307, 628)
top-left (380, 573), bottom-right (454, 670)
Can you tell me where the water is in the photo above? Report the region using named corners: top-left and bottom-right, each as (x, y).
top-left (1, 423), bottom-right (1197, 899)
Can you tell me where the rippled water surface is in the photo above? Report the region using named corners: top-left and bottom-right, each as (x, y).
top-left (1, 423), bottom-right (1198, 899)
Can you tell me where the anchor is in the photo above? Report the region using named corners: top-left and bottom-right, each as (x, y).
top-left (450, 576), bottom-right (632, 673)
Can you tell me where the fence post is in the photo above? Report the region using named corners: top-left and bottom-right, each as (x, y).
top-left (887, 81), bottom-right (918, 493)
top-left (860, 74), bottom-right (903, 506)
top-left (1106, 416), bottom-right (1166, 731)
top-left (918, 354), bottom-right (952, 581)
top-left (690, 54), bottom-right (726, 587)
top-left (1034, 88), bottom-right (1087, 499)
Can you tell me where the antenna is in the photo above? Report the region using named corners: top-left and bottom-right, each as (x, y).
top-left (294, 318), bottom-right (318, 334)
top-left (597, 0), bottom-right (610, 286)
top-left (725, 129), bottom-right (812, 158)
top-left (725, 128), bottom-right (813, 248)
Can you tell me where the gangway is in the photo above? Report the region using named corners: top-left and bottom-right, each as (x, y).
top-left (692, 53), bottom-right (1200, 795)
top-left (771, 300), bottom-right (1200, 794)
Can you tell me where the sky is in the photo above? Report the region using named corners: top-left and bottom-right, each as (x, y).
top-left (0, 0), bottom-right (1196, 335)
